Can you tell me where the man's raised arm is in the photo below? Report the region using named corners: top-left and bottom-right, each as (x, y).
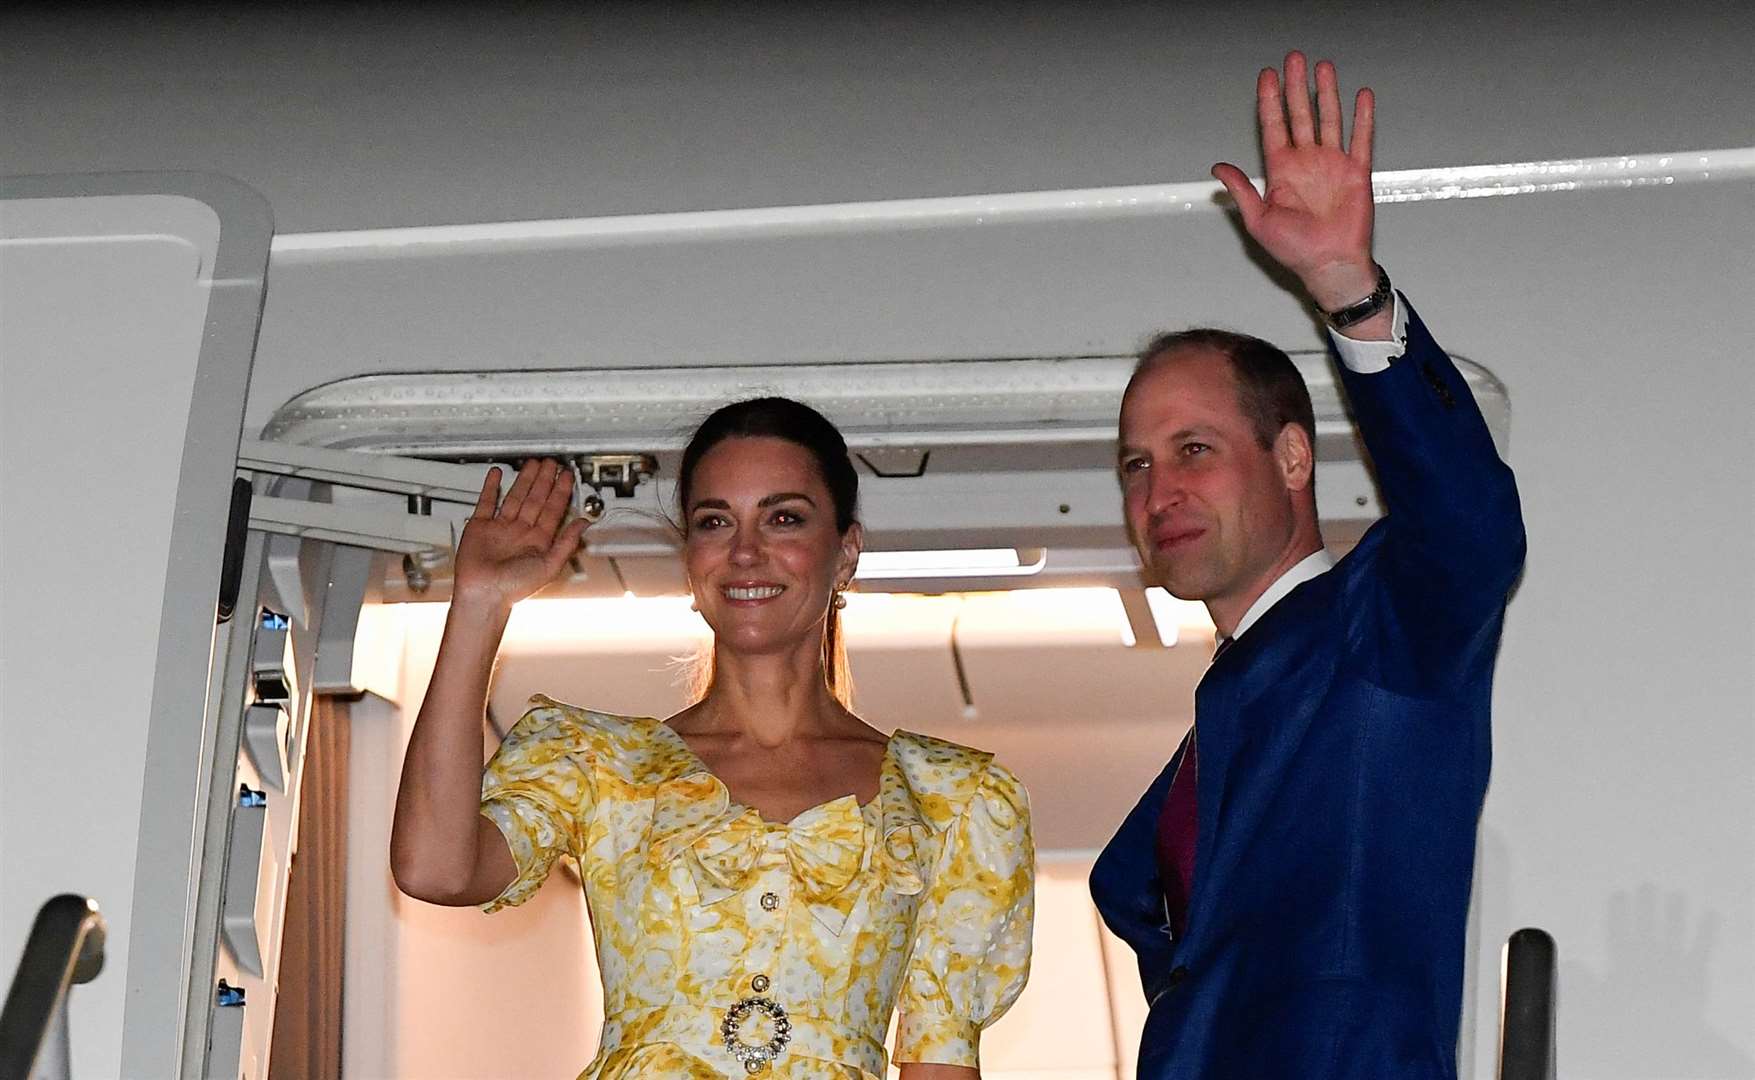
top-left (1215, 52), bottom-right (1525, 681)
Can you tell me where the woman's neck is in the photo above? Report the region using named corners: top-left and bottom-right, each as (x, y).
top-left (689, 646), bottom-right (842, 749)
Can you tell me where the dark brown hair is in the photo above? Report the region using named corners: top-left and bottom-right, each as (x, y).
top-left (678, 397), bottom-right (859, 531)
top-left (1130, 328), bottom-right (1316, 450)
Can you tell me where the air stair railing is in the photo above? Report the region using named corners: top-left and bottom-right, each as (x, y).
top-left (0, 895), bottom-right (106, 1080)
top-left (1498, 926), bottom-right (1558, 1080)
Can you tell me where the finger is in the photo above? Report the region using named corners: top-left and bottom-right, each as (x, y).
top-left (533, 467), bottom-right (574, 536)
top-left (545, 518), bottom-right (591, 577)
top-left (472, 467), bottom-right (502, 518)
top-left (1255, 66), bottom-right (1288, 153)
top-left (1283, 51), bottom-right (1315, 146)
top-left (1348, 86), bottom-right (1375, 167)
top-left (518, 459), bottom-right (560, 525)
top-left (1212, 163), bottom-right (1266, 229)
top-left (1315, 60), bottom-right (1342, 147)
top-left (500, 459), bottom-right (541, 519)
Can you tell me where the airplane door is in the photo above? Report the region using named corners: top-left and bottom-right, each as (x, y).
top-left (1, 173), bottom-right (270, 1079)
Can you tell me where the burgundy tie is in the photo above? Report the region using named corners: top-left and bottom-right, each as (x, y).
top-left (1156, 637), bottom-right (1230, 939)
top-left (1155, 732), bottom-right (1198, 939)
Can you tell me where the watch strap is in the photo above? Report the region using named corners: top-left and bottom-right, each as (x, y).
top-left (1323, 265), bottom-right (1393, 329)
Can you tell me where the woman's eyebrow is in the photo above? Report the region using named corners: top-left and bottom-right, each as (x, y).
top-left (689, 492), bottom-right (817, 512)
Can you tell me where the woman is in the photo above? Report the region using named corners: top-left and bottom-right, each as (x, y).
top-left (390, 397), bottom-right (1034, 1078)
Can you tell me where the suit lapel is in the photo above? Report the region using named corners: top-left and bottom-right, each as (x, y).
top-left (1179, 572), bottom-right (1338, 950)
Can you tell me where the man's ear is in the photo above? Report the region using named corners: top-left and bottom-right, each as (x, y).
top-left (838, 521), bottom-right (865, 586)
top-left (1275, 423), bottom-right (1315, 493)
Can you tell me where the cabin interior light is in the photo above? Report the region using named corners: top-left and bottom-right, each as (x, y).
top-left (853, 548), bottom-right (1047, 579)
top-left (1144, 587), bottom-right (1215, 647)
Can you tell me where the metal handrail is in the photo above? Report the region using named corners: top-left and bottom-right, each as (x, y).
top-left (1498, 926), bottom-right (1558, 1080)
top-left (0, 895), bottom-right (106, 1080)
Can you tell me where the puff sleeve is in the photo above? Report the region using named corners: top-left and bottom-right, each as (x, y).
top-left (894, 761), bottom-right (1035, 1067)
top-left (477, 698), bottom-right (597, 913)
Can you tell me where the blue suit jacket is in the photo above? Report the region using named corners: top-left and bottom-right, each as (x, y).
top-left (1091, 298), bottom-right (1525, 1079)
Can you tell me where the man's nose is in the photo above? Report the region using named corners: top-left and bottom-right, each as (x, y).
top-left (1145, 466), bottom-right (1184, 515)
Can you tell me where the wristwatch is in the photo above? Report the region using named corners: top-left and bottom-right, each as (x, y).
top-left (1322, 265), bottom-right (1393, 329)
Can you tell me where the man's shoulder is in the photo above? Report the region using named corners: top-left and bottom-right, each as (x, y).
top-left (1328, 526), bottom-right (1393, 578)
top-left (1225, 540), bottom-right (1387, 663)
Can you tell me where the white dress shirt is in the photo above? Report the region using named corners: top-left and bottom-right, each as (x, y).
top-left (1230, 548), bottom-right (1338, 641)
top-left (1326, 294), bottom-right (1410, 374)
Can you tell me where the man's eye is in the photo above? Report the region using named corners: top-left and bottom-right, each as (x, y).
top-left (1119, 457), bottom-right (1149, 475)
top-left (1181, 442), bottom-right (1211, 457)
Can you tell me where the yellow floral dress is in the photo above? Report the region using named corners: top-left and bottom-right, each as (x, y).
top-left (479, 695), bottom-right (1035, 1078)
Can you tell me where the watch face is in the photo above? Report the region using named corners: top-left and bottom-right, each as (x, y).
top-left (1326, 268), bottom-right (1391, 328)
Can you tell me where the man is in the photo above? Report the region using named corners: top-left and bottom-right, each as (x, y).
top-left (1089, 53), bottom-right (1525, 1078)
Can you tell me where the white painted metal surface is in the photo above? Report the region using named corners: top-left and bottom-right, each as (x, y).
top-left (270, 147), bottom-right (1755, 256)
top-left (258, 354), bottom-right (1510, 456)
top-left (0, 174), bottom-right (270, 1080)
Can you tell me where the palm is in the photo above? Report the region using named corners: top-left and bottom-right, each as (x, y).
top-left (1250, 142), bottom-right (1372, 278)
top-left (456, 519), bottom-right (560, 601)
top-left (453, 460), bottom-right (590, 608)
top-left (1212, 53), bottom-right (1378, 307)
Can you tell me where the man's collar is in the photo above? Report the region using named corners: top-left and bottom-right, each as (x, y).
top-left (1231, 549), bottom-right (1336, 641)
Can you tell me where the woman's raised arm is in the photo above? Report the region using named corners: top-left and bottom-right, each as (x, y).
top-left (389, 459), bottom-right (589, 905)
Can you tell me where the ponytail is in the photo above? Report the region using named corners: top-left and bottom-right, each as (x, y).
top-left (823, 604), bottom-right (854, 710)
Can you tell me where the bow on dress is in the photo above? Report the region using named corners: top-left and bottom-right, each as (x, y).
top-left (647, 771), bottom-right (927, 935)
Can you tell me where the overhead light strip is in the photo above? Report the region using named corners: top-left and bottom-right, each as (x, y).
top-left (853, 548), bottom-right (1047, 580)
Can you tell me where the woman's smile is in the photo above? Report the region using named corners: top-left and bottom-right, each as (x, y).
top-left (721, 582), bottom-right (786, 603)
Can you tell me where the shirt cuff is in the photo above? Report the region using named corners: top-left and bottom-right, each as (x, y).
top-left (1326, 293), bottom-right (1409, 374)
top-left (476, 800), bottom-right (543, 913)
top-left (893, 1013), bottom-right (980, 1069)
